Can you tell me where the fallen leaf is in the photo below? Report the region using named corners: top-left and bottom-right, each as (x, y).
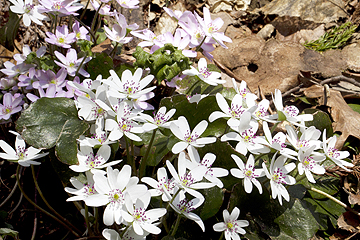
top-left (349, 192), bottom-right (360, 206)
top-left (338, 211), bottom-right (360, 233)
top-left (303, 84), bottom-right (360, 149)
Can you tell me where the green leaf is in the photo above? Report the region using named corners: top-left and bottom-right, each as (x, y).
top-left (303, 108), bottom-right (333, 137)
top-left (199, 186), bottom-right (223, 220)
top-left (348, 103), bottom-right (360, 114)
top-left (87, 52), bottom-right (113, 79)
top-left (0, 11), bottom-right (20, 51)
top-left (139, 130), bottom-right (171, 166)
top-left (16, 98), bottom-right (89, 165)
top-left (95, 27), bottom-right (107, 45)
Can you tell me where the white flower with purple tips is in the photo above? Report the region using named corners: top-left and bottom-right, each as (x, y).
top-left (213, 207), bottom-right (249, 240)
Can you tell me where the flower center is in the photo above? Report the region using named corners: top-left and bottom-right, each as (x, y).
top-left (177, 199), bottom-right (194, 213)
top-left (240, 129), bottom-right (255, 143)
top-left (180, 173), bottom-right (195, 188)
top-left (255, 107), bottom-right (267, 118)
top-left (3, 107), bottom-right (12, 114)
top-left (328, 147), bottom-right (340, 158)
top-left (25, 4), bottom-right (34, 14)
top-left (118, 118), bottom-right (134, 133)
top-left (58, 37), bottom-right (65, 44)
top-left (85, 154), bottom-right (102, 168)
top-left (199, 67), bottom-right (211, 79)
top-left (296, 140), bottom-right (309, 149)
top-left (229, 104), bottom-right (244, 118)
top-left (53, 2), bottom-right (64, 10)
top-left (284, 106), bottom-right (299, 117)
top-left (108, 189), bottom-right (124, 204)
top-left (227, 222), bottom-right (234, 229)
top-left (207, 23), bottom-right (218, 34)
top-left (184, 130), bottom-right (198, 143)
top-left (69, 62), bottom-right (76, 68)
top-left (272, 168), bottom-right (286, 184)
top-left (84, 184), bottom-right (96, 195)
top-left (133, 208), bottom-right (148, 222)
top-left (17, 146), bottom-right (27, 160)
top-left (123, 80), bottom-right (140, 95)
top-left (302, 156), bottom-right (315, 170)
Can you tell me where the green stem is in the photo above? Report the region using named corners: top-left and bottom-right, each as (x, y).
top-left (30, 166), bottom-right (83, 235)
top-left (72, 16), bottom-right (97, 45)
top-left (130, 139), bottom-right (136, 176)
top-left (125, 137), bottom-right (133, 171)
top-left (186, 79), bottom-right (201, 95)
top-left (93, 207), bottom-right (99, 235)
top-left (109, 42), bottom-right (119, 58)
top-left (12, 15), bottom-right (22, 54)
top-left (90, 3), bottom-right (103, 38)
top-left (0, 179), bottom-right (18, 208)
top-left (16, 166), bottom-right (81, 238)
top-left (170, 214), bottom-right (182, 237)
top-left (84, 205), bottom-right (92, 236)
top-left (307, 186), bottom-right (360, 216)
top-left (254, 153), bottom-right (267, 162)
top-left (119, 225), bottom-right (131, 238)
top-left (270, 122), bottom-right (280, 133)
top-left (79, 0), bottom-right (91, 21)
top-left (195, 37), bottom-right (206, 52)
top-left (140, 129), bottom-right (157, 178)
top-left (74, 52), bottom-right (88, 77)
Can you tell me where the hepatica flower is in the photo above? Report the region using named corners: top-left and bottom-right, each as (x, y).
top-left (141, 167), bottom-right (175, 202)
top-left (298, 146), bottom-right (325, 183)
top-left (170, 116), bottom-right (216, 154)
top-left (213, 207), bottom-right (249, 240)
top-left (9, 0), bottom-right (48, 26)
top-left (45, 25), bottom-right (76, 48)
top-left (65, 171), bottom-right (98, 202)
top-left (140, 106), bottom-right (176, 132)
top-left (262, 154), bottom-right (296, 205)
top-left (230, 154), bottom-right (265, 194)
top-left (39, 0), bottom-right (83, 16)
top-left (54, 48), bottom-right (91, 77)
top-left (0, 130), bottom-right (48, 167)
top-left (182, 58), bottom-right (225, 86)
top-left (69, 145), bottom-right (121, 174)
top-left (0, 93), bottom-right (23, 120)
top-left (322, 129), bottom-right (353, 171)
top-left (117, 0), bottom-right (139, 9)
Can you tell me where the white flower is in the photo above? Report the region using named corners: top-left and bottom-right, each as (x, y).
top-left (209, 93), bottom-right (247, 127)
top-left (170, 191), bottom-right (205, 232)
top-left (102, 229), bottom-right (121, 240)
top-left (230, 154), bottom-right (264, 194)
top-left (232, 79), bottom-right (257, 109)
top-left (213, 207), bottom-right (249, 240)
top-left (69, 145), bottom-right (121, 174)
top-left (186, 147), bottom-right (228, 188)
top-left (263, 121), bottom-right (287, 153)
top-left (298, 146), bottom-right (326, 183)
top-left (322, 129), bottom-right (353, 171)
top-left (221, 112), bottom-right (269, 156)
top-left (78, 118), bottom-right (116, 147)
top-left (9, 0), bottom-right (48, 26)
top-left (166, 152), bottom-right (215, 201)
top-left (0, 130), bottom-right (48, 166)
top-left (104, 69), bottom-right (155, 101)
top-left (139, 106), bottom-right (176, 132)
top-left (65, 171), bottom-right (98, 201)
top-left (262, 154), bottom-right (296, 205)
top-left (170, 116), bottom-right (216, 154)
top-left (85, 166), bottom-right (148, 226)
top-left (122, 192), bottom-right (166, 236)
top-left (182, 58), bottom-right (226, 86)
top-left (141, 167), bottom-right (175, 202)
top-left (105, 102), bottom-right (144, 142)
top-left (273, 89), bottom-right (313, 126)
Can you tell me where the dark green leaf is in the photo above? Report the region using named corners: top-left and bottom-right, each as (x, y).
top-left (199, 186), bottom-right (223, 220)
top-left (16, 98), bottom-right (89, 165)
top-left (303, 108), bottom-right (333, 137)
top-left (0, 11), bottom-right (20, 51)
top-left (87, 52), bottom-right (113, 79)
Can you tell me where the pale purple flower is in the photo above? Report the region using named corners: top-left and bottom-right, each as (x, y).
top-left (262, 154), bottom-right (296, 205)
top-left (34, 68), bottom-right (68, 91)
top-left (9, 0), bottom-right (48, 26)
top-left (1, 77), bottom-right (17, 91)
top-left (38, 0), bottom-right (83, 16)
top-left (163, 7), bottom-right (193, 22)
top-left (13, 45), bottom-right (46, 64)
top-left (104, 24), bottom-right (133, 44)
top-left (26, 84), bottom-right (67, 102)
top-left (114, 10), bottom-right (139, 31)
top-left (170, 116), bottom-right (216, 154)
top-left (178, 13), bottom-right (206, 48)
top-left (182, 58), bottom-right (225, 86)
top-left (0, 130), bottom-right (48, 167)
top-left (54, 48), bottom-right (91, 77)
top-left (0, 61), bottom-right (31, 78)
top-left (213, 207), bottom-right (249, 240)
top-left (72, 20), bottom-right (90, 41)
top-left (18, 67), bottom-right (38, 90)
top-left (131, 29), bottom-right (164, 48)
top-left (45, 25), bottom-right (76, 48)
top-left (195, 7), bottom-right (232, 48)
top-left (0, 93), bottom-right (23, 120)
top-left (90, 0), bottom-right (114, 16)
top-left (231, 154), bottom-right (265, 194)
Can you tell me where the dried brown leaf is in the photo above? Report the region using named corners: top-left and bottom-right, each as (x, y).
top-left (304, 84), bottom-right (360, 149)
